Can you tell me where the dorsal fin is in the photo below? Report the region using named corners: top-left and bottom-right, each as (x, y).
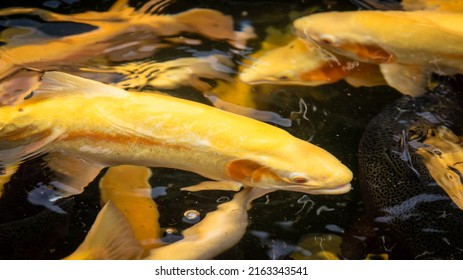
top-left (32, 71), bottom-right (129, 101)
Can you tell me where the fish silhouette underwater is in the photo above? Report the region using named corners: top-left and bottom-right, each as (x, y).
top-left (343, 77), bottom-right (463, 259)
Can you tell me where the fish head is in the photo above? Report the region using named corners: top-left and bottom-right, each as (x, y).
top-left (293, 12), bottom-right (394, 64)
top-left (240, 38), bottom-right (350, 86)
top-left (413, 125), bottom-right (463, 209)
top-left (226, 138), bottom-right (352, 195)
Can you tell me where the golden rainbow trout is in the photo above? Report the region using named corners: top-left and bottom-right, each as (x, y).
top-left (0, 72), bottom-right (352, 200)
top-left (293, 10), bottom-right (463, 96)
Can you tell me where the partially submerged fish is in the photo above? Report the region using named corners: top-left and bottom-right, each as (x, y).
top-left (352, 79), bottom-right (463, 259)
top-left (240, 38), bottom-right (348, 86)
top-left (239, 37), bottom-right (386, 88)
top-left (293, 10), bottom-right (463, 96)
top-left (408, 124), bottom-right (463, 209)
top-left (0, 72), bottom-right (352, 201)
top-left (147, 187), bottom-right (273, 259)
top-left (65, 186), bottom-right (272, 260)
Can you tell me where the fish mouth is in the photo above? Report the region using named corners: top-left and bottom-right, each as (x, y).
top-left (302, 183), bottom-right (352, 195)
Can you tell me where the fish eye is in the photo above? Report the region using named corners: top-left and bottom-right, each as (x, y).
top-left (291, 176), bottom-right (309, 184)
top-left (319, 34), bottom-right (336, 45)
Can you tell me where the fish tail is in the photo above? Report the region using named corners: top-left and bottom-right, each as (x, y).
top-left (63, 201), bottom-right (145, 260)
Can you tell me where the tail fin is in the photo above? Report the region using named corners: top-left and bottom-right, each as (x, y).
top-left (64, 201), bottom-right (144, 260)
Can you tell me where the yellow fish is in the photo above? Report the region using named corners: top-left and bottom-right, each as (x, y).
top-left (146, 187), bottom-right (273, 260)
top-left (0, 71), bottom-right (352, 200)
top-left (412, 125), bottom-right (463, 209)
top-left (239, 37), bottom-right (386, 88)
top-left (65, 186), bottom-right (272, 260)
top-left (240, 38), bottom-right (347, 86)
top-left (293, 10), bottom-right (463, 96)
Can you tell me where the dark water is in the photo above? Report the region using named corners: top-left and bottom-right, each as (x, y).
top-left (0, 0), bottom-right (415, 259)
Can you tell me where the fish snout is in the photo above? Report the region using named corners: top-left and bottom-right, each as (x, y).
top-left (308, 163), bottom-right (353, 195)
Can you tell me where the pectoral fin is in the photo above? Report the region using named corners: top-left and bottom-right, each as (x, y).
top-left (181, 180), bottom-right (243, 192)
top-left (344, 63), bottom-right (386, 87)
top-left (64, 201), bottom-right (144, 260)
top-left (42, 151), bottom-right (104, 198)
top-left (379, 63), bottom-right (430, 96)
top-left (226, 159), bottom-right (264, 182)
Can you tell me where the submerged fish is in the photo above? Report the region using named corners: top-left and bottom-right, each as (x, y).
top-left (293, 10), bottom-right (463, 96)
top-left (239, 37), bottom-right (386, 88)
top-left (0, 71), bottom-right (352, 201)
top-left (240, 38), bottom-right (348, 86)
top-left (146, 187), bottom-right (273, 260)
top-left (351, 78), bottom-right (463, 259)
top-left (65, 186), bottom-right (272, 260)
top-left (408, 123), bottom-right (463, 209)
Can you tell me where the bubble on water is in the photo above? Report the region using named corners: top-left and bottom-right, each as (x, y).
top-left (182, 209), bottom-right (201, 224)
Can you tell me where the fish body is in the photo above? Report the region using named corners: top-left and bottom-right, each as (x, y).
top-left (0, 72), bottom-right (352, 198)
top-left (294, 10), bottom-right (463, 96)
top-left (353, 79), bottom-right (463, 259)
